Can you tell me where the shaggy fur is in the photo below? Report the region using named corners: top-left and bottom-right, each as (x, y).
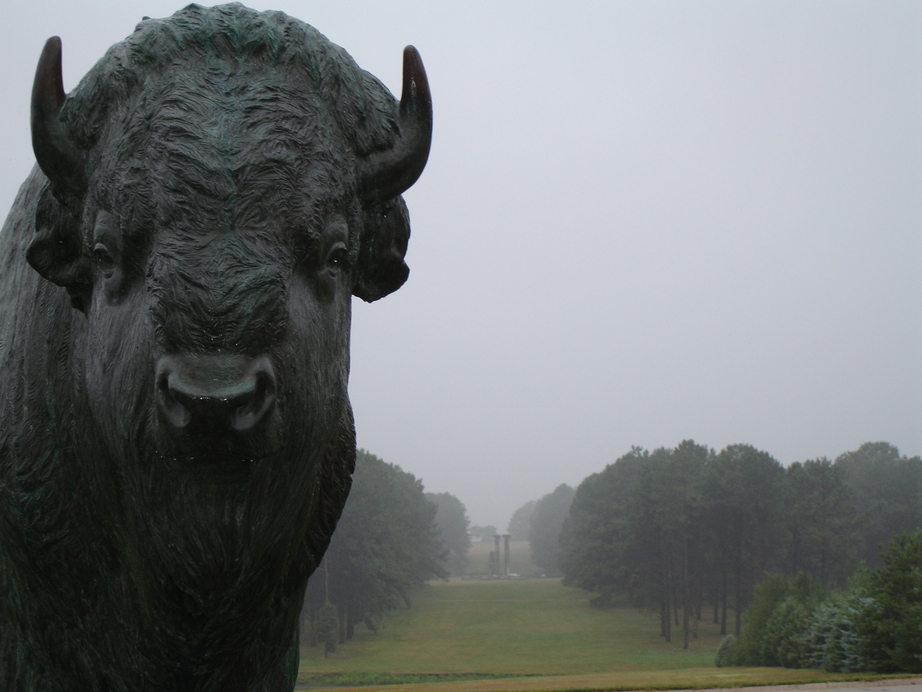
top-left (0, 4), bottom-right (429, 690)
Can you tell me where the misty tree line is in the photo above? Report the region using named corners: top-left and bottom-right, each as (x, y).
top-left (555, 441), bottom-right (922, 650)
top-left (297, 440), bottom-right (919, 657)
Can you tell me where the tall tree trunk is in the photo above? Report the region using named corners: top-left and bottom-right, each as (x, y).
top-left (734, 532), bottom-right (743, 636)
top-left (713, 588), bottom-right (719, 625)
top-left (662, 566), bottom-right (672, 643)
top-left (734, 572), bottom-right (743, 637)
top-left (681, 537), bottom-right (687, 649)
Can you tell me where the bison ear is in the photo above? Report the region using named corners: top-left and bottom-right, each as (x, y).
top-left (27, 184), bottom-right (91, 305)
top-left (353, 197), bottom-right (410, 303)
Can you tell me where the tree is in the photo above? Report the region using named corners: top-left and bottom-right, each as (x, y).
top-left (302, 450), bottom-right (448, 642)
top-left (507, 500), bottom-right (537, 540)
top-left (783, 458), bottom-right (858, 588)
top-left (316, 603), bottom-right (339, 657)
top-left (425, 491), bottom-right (471, 576)
top-left (835, 442), bottom-right (922, 567)
top-left (622, 441), bottom-right (711, 646)
top-left (559, 447), bottom-right (647, 604)
top-left (701, 444), bottom-right (784, 635)
top-left (528, 484), bottom-right (575, 576)
top-left (856, 529), bottom-right (922, 672)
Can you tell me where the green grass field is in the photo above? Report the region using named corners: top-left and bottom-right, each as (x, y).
top-left (298, 578), bottom-right (892, 691)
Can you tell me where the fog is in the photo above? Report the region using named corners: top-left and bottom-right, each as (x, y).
top-left (1, 1), bottom-right (919, 530)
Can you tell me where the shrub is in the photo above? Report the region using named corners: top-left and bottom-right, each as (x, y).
top-left (729, 572), bottom-right (822, 667)
top-left (799, 591), bottom-right (870, 672)
top-left (760, 597), bottom-right (810, 667)
top-left (730, 573), bottom-right (793, 665)
top-left (715, 635), bottom-right (736, 667)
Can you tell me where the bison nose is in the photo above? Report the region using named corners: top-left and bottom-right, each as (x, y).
top-left (155, 354), bottom-right (276, 433)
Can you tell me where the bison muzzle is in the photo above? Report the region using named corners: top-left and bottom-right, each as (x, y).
top-left (0, 4), bottom-right (431, 691)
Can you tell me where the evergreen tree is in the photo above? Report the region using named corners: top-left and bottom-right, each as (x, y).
top-left (856, 529), bottom-right (922, 672)
top-left (835, 442), bottom-right (922, 567)
top-left (528, 484), bottom-right (575, 576)
top-left (507, 500), bottom-right (537, 540)
top-left (425, 491), bottom-right (471, 576)
top-left (783, 458), bottom-right (858, 587)
top-left (701, 444), bottom-right (784, 635)
top-left (623, 442), bottom-right (711, 645)
top-left (303, 450), bottom-right (448, 642)
top-left (559, 447), bottom-right (647, 604)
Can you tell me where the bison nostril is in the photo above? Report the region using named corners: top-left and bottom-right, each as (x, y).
top-left (229, 368), bottom-right (276, 432)
top-left (157, 371), bottom-right (192, 429)
top-left (155, 355), bottom-right (276, 433)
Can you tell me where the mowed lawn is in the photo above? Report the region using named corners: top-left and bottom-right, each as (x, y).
top-left (298, 578), bottom-right (893, 690)
top-left (300, 578), bottom-right (728, 676)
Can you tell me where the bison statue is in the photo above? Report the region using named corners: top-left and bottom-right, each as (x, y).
top-left (0, 4), bottom-right (431, 690)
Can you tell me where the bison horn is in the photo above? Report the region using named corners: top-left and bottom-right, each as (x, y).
top-left (359, 46), bottom-right (432, 204)
top-left (32, 37), bottom-right (85, 197)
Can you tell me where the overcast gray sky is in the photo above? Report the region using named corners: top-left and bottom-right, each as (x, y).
top-left (1, 1), bottom-right (919, 530)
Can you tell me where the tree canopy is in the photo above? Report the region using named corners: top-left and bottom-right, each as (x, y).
top-left (835, 442), bottom-right (922, 567)
top-left (302, 450), bottom-right (447, 642)
top-left (507, 500), bottom-right (536, 540)
top-left (528, 483), bottom-right (575, 577)
top-left (425, 491), bottom-right (471, 577)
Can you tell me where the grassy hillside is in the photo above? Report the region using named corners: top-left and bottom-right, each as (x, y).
top-left (297, 578), bottom-right (883, 690)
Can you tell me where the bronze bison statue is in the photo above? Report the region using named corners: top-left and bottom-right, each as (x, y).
top-left (0, 4), bottom-right (430, 690)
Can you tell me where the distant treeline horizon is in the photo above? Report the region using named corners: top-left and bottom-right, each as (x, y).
top-left (300, 441), bottom-right (919, 655)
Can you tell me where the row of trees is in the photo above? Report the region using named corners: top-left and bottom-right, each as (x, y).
top-left (719, 530), bottom-right (922, 673)
top-left (558, 441), bottom-right (922, 649)
top-left (301, 450), bottom-right (448, 645)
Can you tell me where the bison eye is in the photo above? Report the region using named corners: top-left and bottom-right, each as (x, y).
top-left (326, 243), bottom-right (349, 270)
top-left (92, 243), bottom-right (116, 274)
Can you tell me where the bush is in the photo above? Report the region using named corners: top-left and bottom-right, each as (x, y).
top-left (799, 591), bottom-right (871, 672)
top-left (730, 573), bottom-right (793, 665)
top-left (760, 597), bottom-right (810, 667)
top-left (715, 635), bottom-right (736, 667)
top-left (729, 572), bottom-right (822, 667)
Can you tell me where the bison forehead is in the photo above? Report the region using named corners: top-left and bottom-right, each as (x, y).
top-left (92, 73), bottom-right (353, 234)
top-left (117, 72), bottom-right (350, 180)
top-left (64, 3), bottom-right (400, 162)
